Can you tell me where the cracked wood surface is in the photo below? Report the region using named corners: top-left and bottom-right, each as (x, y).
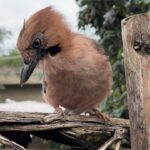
top-left (122, 12), bottom-right (150, 150)
top-left (0, 111), bottom-right (129, 150)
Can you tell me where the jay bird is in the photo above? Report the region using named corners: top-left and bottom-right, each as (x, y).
top-left (17, 7), bottom-right (112, 117)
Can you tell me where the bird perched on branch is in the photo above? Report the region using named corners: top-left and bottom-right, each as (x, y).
top-left (17, 7), bottom-right (112, 118)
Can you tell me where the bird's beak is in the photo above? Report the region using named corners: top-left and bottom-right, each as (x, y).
top-left (20, 51), bottom-right (39, 86)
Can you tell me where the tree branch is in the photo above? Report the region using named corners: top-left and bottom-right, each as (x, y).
top-left (0, 134), bottom-right (26, 150)
top-left (0, 111), bottom-right (130, 149)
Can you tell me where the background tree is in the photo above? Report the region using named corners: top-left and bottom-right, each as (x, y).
top-left (76, 0), bottom-right (150, 118)
top-left (0, 28), bottom-right (11, 55)
top-left (0, 27), bottom-right (11, 101)
top-left (0, 28), bottom-right (21, 68)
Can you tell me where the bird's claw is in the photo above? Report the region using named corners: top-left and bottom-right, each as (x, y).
top-left (86, 108), bottom-right (110, 123)
top-left (54, 107), bottom-right (65, 116)
top-left (43, 107), bottom-right (65, 123)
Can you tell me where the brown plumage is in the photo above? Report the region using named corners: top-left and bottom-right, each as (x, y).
top-left (17, 7), bottom-right (112, 115)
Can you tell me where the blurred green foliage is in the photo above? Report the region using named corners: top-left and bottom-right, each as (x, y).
top-left (9, 48), bottom-right (20, 56)
top-left (0, 28), bottom-right (10, 102)
top-left (0, 28), bottom-right (21, 67)
top-left (0, 49), bottom-right (22, 67)
top-left (0, 28), bottom-right (11, 53)
top-left (76, 0), bottom-right (150, 118)
top-left (0, 29), bottom-right (21, 103)
top-left (0, 55), bottom-right (22, 67)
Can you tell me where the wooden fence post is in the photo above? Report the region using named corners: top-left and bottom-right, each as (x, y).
top-left (122, 13), bottom-right (150, 150)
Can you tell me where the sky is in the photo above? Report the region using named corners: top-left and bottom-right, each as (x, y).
top-left (0, 0), bottom-right (80, 54)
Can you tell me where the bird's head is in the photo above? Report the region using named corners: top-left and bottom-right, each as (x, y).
top-left (17, 7), bottom-right (72, 86)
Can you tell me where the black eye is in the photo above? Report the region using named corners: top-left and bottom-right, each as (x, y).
top-left (33, 38), bottom-right (41, 49)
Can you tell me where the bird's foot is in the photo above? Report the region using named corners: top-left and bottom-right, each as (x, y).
top-left (53, 107), bottom-right (65, 116)
top-left (86, 108), bottom-right (110, 123)
top-left (43, 107), bottom-right (65, 123)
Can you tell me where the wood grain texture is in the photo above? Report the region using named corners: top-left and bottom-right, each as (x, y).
top-left (122, 13), bottom-right (150, 150)
top-left (0, 111), bottom-right (129, 149)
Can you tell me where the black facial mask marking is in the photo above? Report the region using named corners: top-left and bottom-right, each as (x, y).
top-left (39, 44), bottom-right (61, 60)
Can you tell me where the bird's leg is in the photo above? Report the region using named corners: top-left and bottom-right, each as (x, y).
top-left (43, 106), bottom-right (65, 123)
top-left (86, 108), bottom-right (110, 122)
top-left (54, 107), bottom-right (65, 116)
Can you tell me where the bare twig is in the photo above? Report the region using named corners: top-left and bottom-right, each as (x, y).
top-left (115, 140), bottom-right (122, 150)
top-left (0, 134), bottom-right (26, 150)
top-left (98, 128), bottom-right (127, 150)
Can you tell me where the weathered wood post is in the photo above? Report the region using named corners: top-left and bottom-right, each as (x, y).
top-left (122, 13), bottom-right (150, 150)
